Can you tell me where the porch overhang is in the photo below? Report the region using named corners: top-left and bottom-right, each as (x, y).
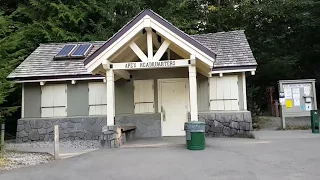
top-left (84, 10), bottom-right (216, 74)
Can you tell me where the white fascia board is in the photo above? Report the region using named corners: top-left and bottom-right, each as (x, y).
top-left (211, 68), bottom-right (257, 74)
top-left (14, 76), bottom-right (105, 83)
top-left (85, 19), bottom-right (145, 73)
top-left (150, 20), bottom-right (214, 67)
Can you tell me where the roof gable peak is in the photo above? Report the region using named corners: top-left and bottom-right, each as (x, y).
top-left (84, 9), bottom-right (216, 70)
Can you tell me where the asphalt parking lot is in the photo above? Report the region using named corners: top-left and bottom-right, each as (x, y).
top-left (1, 132), bottom-right (320, 180)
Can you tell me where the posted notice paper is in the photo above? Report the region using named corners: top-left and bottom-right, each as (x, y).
top-left (286, 99), bottom-right (293, 108)
top-left (284, 88), bottom-right (292, 99)
top-left (292, 88), bottom-right (300, 99)
top-left (294, 99), bottom-right (300, 106)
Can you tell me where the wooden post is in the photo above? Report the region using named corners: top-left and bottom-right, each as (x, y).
top-left (0, 123), bottom-right (4, 149)
top-left (106, 69), bottom-right (115, 126)
top-left (188, 54), bottom-right (198, 121)
top-left (54, 125), bottom-right (59, 160)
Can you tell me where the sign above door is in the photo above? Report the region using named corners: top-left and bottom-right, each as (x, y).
top-left (111, 59), bottom-right (190, 70)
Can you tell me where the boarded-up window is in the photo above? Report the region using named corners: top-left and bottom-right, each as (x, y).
top-left (41, 84), bottom-right (67, 117)
top-left (209, 75), bottom-right (239, 111)
top-left (89, 82), bottom-right (107, 115)
top-left (134, 80), bottom-right (154, 113)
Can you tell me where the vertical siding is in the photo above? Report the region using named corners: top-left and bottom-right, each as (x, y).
top-left (115, 79), bottom-right (134, 114)
top-left (197, 73), bottom-right (209, 111)
top-left (67, 81), bottom-right (89, 116)
top-left (24, 83), bottom-right (41, 118)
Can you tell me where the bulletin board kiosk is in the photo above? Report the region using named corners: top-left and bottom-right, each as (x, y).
top-left (278, 79), bottom-right (317, 129)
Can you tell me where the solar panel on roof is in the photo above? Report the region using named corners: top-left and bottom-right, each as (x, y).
top-left (55, 44), bottom-right (77, 58)
top-left (71, 44), bottom-right (92, 57)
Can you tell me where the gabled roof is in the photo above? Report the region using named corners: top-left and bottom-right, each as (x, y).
top-left (7, 31), bottom-right (257, 80)
top-left (191, 30), bottom-right (257, 68)
top-left (84, 9), bottom-right (217, 66)
top-left (7, 42), bottom-right (105, 80)
top-left (8, 30), bottom-right (257, 79)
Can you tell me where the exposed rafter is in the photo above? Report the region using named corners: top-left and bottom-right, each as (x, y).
top-left (129, 42), bottom-right (148, 62)
top-left (153, 39), bottom-right (170, 61)
top-left (152, 33), bottom-right (161, 49)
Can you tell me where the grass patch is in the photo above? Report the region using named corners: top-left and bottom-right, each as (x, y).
top-left (0, 151), bottom-right (7, 168)
top-left (253, 116), bottom-right (272, 130)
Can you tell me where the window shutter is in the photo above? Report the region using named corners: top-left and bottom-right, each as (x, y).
top-left (209, 75), bottom-right (239, 111)
top-left (41, 108), bottom-right (54, 118)
top-left (89, 82), bottom-right (107, 115)
top-left (41, 84), bottom-right (67, 117)
top-left (41, 85), bottom-right (54, 107)
top-left (53, 84), bottom-right (66, 107)
top-left (133, 80), bottom-right (155, 113)
top-left (229, 76), bottom-right (239, 110)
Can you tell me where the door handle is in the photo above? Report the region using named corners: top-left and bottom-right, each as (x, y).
top-left (161, 106), bottom-right (166, 121)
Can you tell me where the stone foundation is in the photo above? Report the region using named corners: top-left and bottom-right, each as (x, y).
top-left (16, 112), bottom-right (251, 142)
top-left (16, 113), bottom-right (161, 142)
top-left (191, 111), bottom-right (252, 137)
top-left (115, 113), bottom-right (161, 138)
top-left (16, 116), bottom-right (107, 142)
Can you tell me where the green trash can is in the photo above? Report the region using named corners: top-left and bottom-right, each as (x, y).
top-left (310, 110), bottom-right (319, 134)
top-left (184, 121), bottom-right (206, 150)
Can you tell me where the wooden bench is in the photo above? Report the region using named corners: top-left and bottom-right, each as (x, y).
top-left (120, 126), bottom-right (136, 142)
top-left (100, 125), bottom-right (136, 148)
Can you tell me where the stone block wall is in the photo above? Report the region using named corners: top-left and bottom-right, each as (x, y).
top-left (190, 111), bottom-right (252, 137)
top-left (16, 116), bottom-right (107, 142)
top-left (115, 113), bottom-right (161, 138)
top-left (16, 113), bottom-right (161, 142)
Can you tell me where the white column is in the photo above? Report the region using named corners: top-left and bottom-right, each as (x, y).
top-left (146, 28), bottom-right (153, 61)
top-left (106, 69), bottom-right (115, 126)
top-left (21, 84), bottom-right (25, 118)
top-left (242, 72), bottom-right (247, 110)
top-left (189, 55), bottom-right (198, 121)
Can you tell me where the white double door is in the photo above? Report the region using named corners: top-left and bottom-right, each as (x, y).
top-left (158, 79), bottom-right (189, 136)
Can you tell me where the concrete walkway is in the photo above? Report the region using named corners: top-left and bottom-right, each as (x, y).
top-left (253, 130), bottom-right (319, 139)
top-left (121, 137), bottom-right (185, 148)
top-left (5, 146), bottom-right (98, 159)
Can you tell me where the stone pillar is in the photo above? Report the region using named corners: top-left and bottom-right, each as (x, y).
top-left (101, 125), bottom-right (122, 148)
top-left (106, 69), bottom-right (115, 126)
top-left (188, 55), bottom-right (198, 121)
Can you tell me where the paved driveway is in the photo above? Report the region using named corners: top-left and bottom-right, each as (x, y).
top-left (1, 133), bottom-right (320, 180)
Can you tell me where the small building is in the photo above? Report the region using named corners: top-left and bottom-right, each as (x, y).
top-left (8, 10), bottom-right (257, 142)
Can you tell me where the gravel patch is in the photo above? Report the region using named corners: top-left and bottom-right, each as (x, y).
top-left (5, 140), bottom-right (100, 149)
top-left (0, 151), bottom-right (53, 171)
